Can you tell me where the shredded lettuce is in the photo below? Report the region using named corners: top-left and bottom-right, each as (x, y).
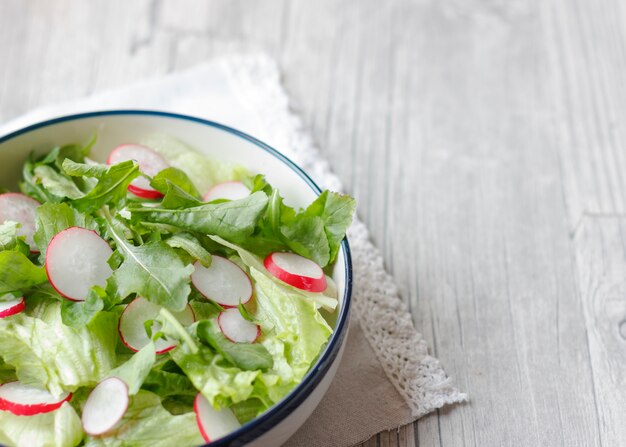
top-left (138, 134), bottom-right (249, 194)
top-left (0, 300), bottom-right (117, 396)
top-left (0, 402), bottom-right (83, 447)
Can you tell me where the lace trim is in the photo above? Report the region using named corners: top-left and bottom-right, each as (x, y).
top-left (220, 54), bottom-right (467, 416)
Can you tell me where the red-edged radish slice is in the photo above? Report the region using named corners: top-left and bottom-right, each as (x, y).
top-left (203, 181), bottom-right (250, 202)
top-left (118, 297), bottom-right (195, 354)
top-left (0, 382), bottom-right (71, 416)
top-left (107, 144), bottom-right (169, 199)
top-left (0, 296), bottom-right (25, 318)
top-left (264, 252), bottom-right (327, 292)
top-left (191, 257), bottom-right (252, 307)
top-left (45, 227), bottom-right (113, 302)
top-left (81, 377), bottom-right (129, 436)
top-left (0, 192), bottom-right (40, 249)
top-left (194, 393), bottom-right (241, 442)
top-left (218, 308), bottom-right (261, 343)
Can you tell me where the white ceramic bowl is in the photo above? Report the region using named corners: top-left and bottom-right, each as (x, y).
top-left (0, 111), bottom-right (353, 447)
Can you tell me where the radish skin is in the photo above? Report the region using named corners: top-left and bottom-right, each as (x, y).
top-left (264, 252), bottom-right (327, 292)
top-left (108, 144), bottom-right (169, 199)
top-left (0, 382), bottom-right (71, 416)
top-left (0, 296), bottom-right (25, 318)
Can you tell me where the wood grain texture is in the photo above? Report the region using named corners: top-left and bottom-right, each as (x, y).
top-left (1, 0), bottom-right (625, 445)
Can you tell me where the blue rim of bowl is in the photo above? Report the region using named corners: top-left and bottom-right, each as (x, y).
top-left (0, 110), bottom-right (353, 446)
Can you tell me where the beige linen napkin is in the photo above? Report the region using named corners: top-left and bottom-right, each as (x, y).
top-left (0, 54), bottom-right (467, 446)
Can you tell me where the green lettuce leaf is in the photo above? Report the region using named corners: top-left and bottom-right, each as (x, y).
top-left (108, 343), bottom-right (156, 395)
top-left (138, 134), bottom-right (249, 194)
top-left (84, 391), bottom-right (203, 447)
top-left (196, 320), bottom-right (273, 371)
top-left (33, 202), bottom-right (99, 258)
top-left (250, 267), bottom-right (332, 389)
top-left (169, 345), bottom-right (261, 409)
top-left (0, 300), bottom-right (117, 396)
top-left (142, 369), bottom-right (197, 398)
top-left (150, 167), bottom-right (200, 198)
top-left (60, 287), bottom-right (105, 327)
top-left (0, 250), bottom-right (48, 294)
top-left (0, 402), bottom-right (83, 447)
top-left (0, 221), bottom-right (21, 251)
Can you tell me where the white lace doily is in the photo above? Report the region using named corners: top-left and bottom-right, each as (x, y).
top-left (222, 55), bottom-right (467, 416)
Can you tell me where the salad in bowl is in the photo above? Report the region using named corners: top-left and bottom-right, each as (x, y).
top-left (0, 121), bottom-right (355, 447)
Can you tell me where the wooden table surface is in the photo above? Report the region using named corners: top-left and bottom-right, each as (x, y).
top-left (1, 1), bottom-right (625, 446)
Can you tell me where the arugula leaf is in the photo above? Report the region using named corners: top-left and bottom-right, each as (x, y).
top-left (33, 165), bottom-right (83, 200)
top-left (297, 190), bottom-right (356, 264)
top-left (165, 232), bottom-right (212, 267)
top-left (33, 202), bottom-right (99, 258)
top-left (71, 160), bottom-right (140, 212)
top-left (60, 286), bottom-right (105, 327)
top-left (0, 251), bottom-right (48, 294)
top-left (62, 158), bottom-right (107, 178)
top-left (151, 167), bottom-right (200, 198)
top-left (196, 320), bottom-right (273, 371)
top-left (20, 156), bottom-right (59, 204)
top-left (158, 182), bottom-right (203, 210)
top-left (130, 191), bottom-right (268, 242)
top-left (281, 215), bottom-right (330, 266)
top-left (238, 177), bottom-right (355, 267)
top-left (104, 212), bottom-right (193, 312)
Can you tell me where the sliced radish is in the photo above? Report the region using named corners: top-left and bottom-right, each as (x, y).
top-left (0, 296), bottom-right (25, 318)
top-left (264, 252), bottom-right (327, 292)
top-left (81, 377), bottom-right (129, 436)
top-left (203, 181), bottom-right (250, 202)
top-left (118, 297), bottom-right (195, 354)
top-left (0, 192), bottom-right (40, 249)
top-left (0, 382), bottom-right (71, 416)
top-left (194, 393), bottom-right (241, 442)
top-left (45, 227), bottom-right (113, 302)
top-left (218, 308), bottom-right (260, 343)
top-left (191, 256), bottom-right (253, 307)
top-left (107, 144), bottom-right (169, 199)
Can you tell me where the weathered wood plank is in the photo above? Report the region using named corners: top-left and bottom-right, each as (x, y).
top-left (573, 216), bottom-right (626, 446)
top-left (1, 0), bottom-right (626, 446)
